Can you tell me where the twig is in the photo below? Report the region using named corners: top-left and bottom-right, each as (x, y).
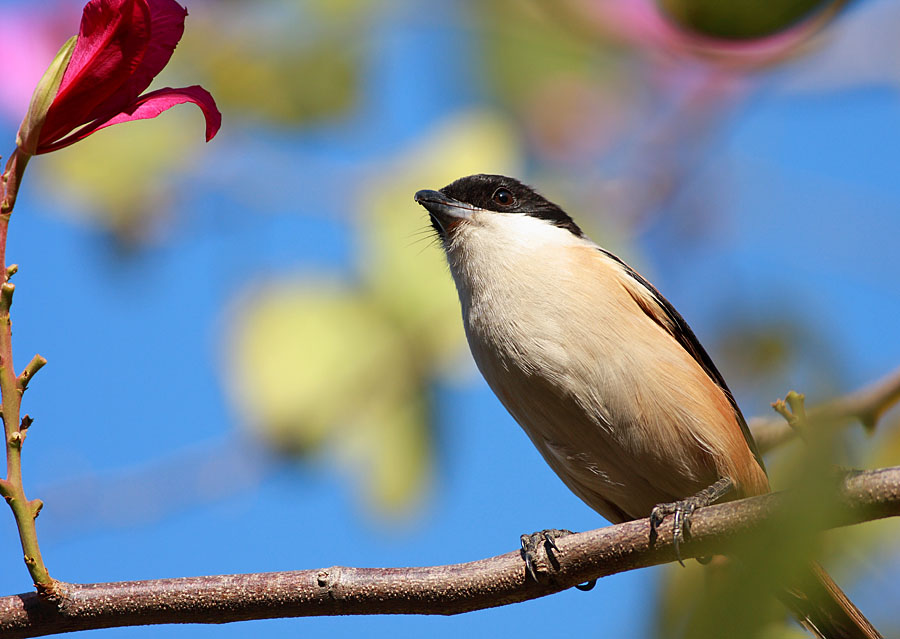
top-left (771, 390), bottom-right (809, 443)
top-left (18, 355), bottom-right (48, 393)
top-left (751, 366), bottom-right (900, 454)
top-left (0, 466), bottom-right (897, 638)
top-left (0, 154), bottom-right (52, 591)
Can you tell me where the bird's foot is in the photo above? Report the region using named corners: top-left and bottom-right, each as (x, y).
top-left (520, 529), bottom-right (596, 591)
top-left (649, 477), bottom-right (734, 567)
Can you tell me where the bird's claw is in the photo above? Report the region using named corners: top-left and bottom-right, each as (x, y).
top-left (519, 529), bottom-right (596, 592)
top-left (649, 477), bottom-right (734, 566)
top-left (520, 529), bottom-right (571, 582)
top-left (650, 499), bottom-right (697, 566)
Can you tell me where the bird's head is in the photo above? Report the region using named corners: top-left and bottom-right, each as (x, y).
top-left (414, 174), bottom-right (583, 245)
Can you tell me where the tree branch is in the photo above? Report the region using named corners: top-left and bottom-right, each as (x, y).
top-left (0, 466), bottom-right (898, 638)
top-left (751, 366), bottom-right (900, 453)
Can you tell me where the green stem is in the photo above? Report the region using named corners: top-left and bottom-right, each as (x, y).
top-left (0, 154), bottom-right (52, 590)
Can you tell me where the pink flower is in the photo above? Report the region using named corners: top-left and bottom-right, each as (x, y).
top-left (21, 0), bottom-right (220, 155)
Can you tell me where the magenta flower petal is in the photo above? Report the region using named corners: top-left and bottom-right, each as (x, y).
top-left (27, 0), bottom-right (217, 155)
top-left (110, 0), bottom-right (187, 117)
top-left (39, 85), bottom-right (221, 153)
top-left (97, 85), bottom-right (221, 141)
top-left (40, 0), bottom-right (152, 146)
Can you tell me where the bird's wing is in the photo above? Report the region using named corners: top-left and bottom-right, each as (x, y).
top-left (597, 248), bottom-right (767, 474)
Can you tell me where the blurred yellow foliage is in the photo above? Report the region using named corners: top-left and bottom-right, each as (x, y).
top-left (179, 2), bottom-right (373, 125)
top-left (305, 0), bottom-right (377, 21)
top-left (225, 111), bottom-right (520, 517)
top-left (37, 111), bottom-right (201, 243)
top-left (229, 286), bottom-right (404, 452)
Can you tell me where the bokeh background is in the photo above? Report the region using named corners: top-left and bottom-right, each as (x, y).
top-left (1, 0), bottom-right (899, 637)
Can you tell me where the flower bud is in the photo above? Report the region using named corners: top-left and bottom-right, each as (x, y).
top-left (15, 36), bottom-right (77, 157)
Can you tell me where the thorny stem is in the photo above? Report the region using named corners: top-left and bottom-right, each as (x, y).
top-left (0, 150), bottom-right (52, 591)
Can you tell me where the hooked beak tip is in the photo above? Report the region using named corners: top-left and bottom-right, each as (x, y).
top-left (414, 188), bottom-right (474, 238)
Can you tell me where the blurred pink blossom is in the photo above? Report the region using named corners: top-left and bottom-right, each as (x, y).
top-left (0, 7), bottom-right (76, 122)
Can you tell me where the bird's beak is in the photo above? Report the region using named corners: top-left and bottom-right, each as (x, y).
top-left (414, 189), bottom-right (475, 236)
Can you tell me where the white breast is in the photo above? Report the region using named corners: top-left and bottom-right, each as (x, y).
top-left (442, 212), bottom-right (755, 523)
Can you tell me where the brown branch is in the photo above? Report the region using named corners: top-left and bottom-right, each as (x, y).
top-left (0, 466), bottom-right (898, 638)
top-left (751, 366), bottom-right (900, 453)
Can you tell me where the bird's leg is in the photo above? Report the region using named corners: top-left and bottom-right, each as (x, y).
top-left (649, 477), bottom-right (734, 566)
top-left (519, 529), bottom-right (596, 591)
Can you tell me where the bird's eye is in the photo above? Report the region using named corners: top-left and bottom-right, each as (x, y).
top-left (492, 187), bottom-right (514, 206)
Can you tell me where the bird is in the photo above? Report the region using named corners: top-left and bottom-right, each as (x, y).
top-left (414, 173), bottom-right (880, 639)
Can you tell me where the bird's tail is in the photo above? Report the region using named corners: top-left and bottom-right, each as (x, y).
top-left (778, 562), bottom-right (881, 639)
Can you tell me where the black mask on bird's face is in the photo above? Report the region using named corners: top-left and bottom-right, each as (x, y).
top-left (414, 174), bottom-right (583, 240)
